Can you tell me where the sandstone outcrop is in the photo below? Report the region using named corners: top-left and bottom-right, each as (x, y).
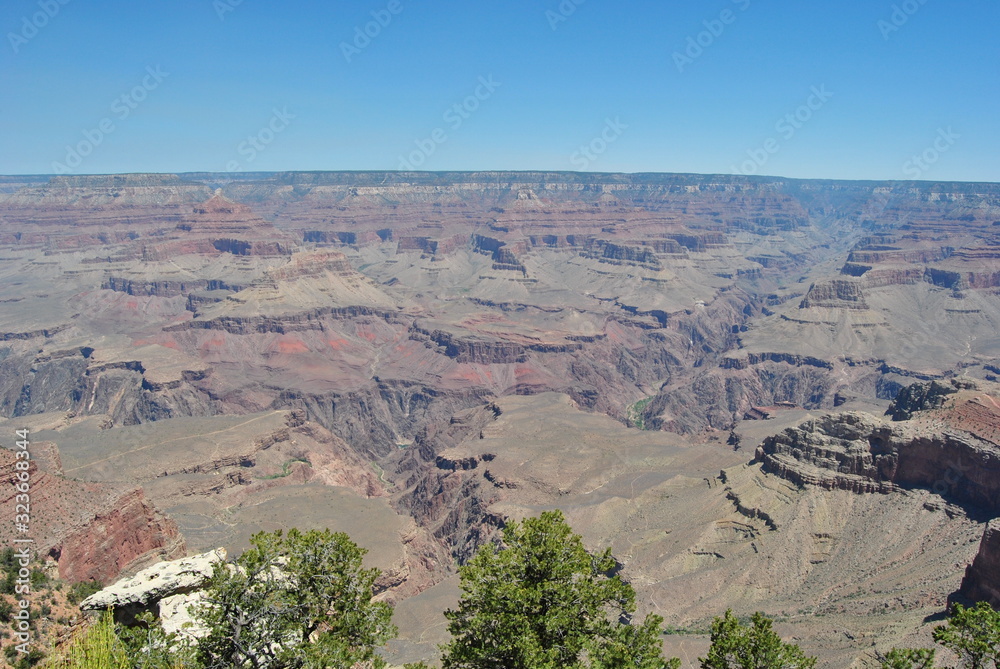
top-left (81, 548), bottom-right (225, 624)
top-left (885, 379), bottom-right (967, 420)
top-left (756, 382), bottom-right (1000, 512)
top-left (799, 279), bottom-right (869, 310)
top-left (756, 380), bottom-right (1000, 608)
top-left (54, 489), bottom-right (186, 583)
top-left (960, 519), bottom-right (1000, 607)
top-left (0, 449), bottom-right (185, 583)
top-left (756, 412), bottom-right (901, 494)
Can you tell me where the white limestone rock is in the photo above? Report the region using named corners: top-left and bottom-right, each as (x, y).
top-left (80, 548), bottom-right (226, 611)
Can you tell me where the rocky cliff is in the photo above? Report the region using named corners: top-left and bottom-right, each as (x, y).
top-left (52, 488), bottom-right (185, 582)
top-left (959, 519), bottom-right (1000, 607)
top-left (0, 449), bottom-right (184, 582)
top-left (757, 380), bottom-right (1000, 510)
top-left (756, 380), bottom-right (1000, 606)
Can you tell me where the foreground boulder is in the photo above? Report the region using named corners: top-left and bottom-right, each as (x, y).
top-left (80, 548), bottom-right (225, 624)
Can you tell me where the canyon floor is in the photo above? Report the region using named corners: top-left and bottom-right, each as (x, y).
top-left (0, 172), bottom-right (998, 667)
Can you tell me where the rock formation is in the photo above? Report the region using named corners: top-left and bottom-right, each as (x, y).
top-left (799, 279), bottom-right (869, 310)
top-left (0, 449), bottom-right (184, 583)
top-left (81, 548), bottom-right (225, 626)
top-left (960, 519), bottom-right (1000, 607)
top-left (756, 379), bottom-right (1000, 608)
top-left (757, 380), bottom-right (1000, 510)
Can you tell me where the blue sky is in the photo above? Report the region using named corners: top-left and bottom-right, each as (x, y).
top-left (1, 0), bottom-right (997, 181)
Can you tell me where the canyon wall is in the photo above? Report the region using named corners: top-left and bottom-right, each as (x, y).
top-left (0, 450), bottom-right (184, 582)
top-left (756, 380), bottom-right (1000, 606)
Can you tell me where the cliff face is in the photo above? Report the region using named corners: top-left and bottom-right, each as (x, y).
top-left (756, 411), bottom-right (902, 494)
top-left (799, 279), bottom-right (869, 310)
top-left (756, 380), bottom-right (1000, 606)
top-left (960, 519), bottom-right (1000, 607)
top-left (0, 449), bottom-right (184, 583)
top-left (53, 488), bottom-right (185, 582)
top-left (0, 342), bottom-right (217, 428)
top-left (757, 381), bottom-right (1000, 511)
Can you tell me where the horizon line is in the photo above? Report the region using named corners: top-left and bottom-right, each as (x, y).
top-left (2, 170), bottom-right (999, 187)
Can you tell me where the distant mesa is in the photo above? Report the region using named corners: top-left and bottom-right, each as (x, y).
top-left (144, 192), bottom-right (295, 259)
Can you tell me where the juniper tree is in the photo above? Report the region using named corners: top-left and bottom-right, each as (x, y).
top-left (700, 610), bottom-right (817, 669)
top-left (879, 647), bottom-right (936, 669)
top-left (932, 601), bottom-right (1000, 669)
top-left (195, 528), bottom-right (395, 669)
top-left (440, 509), bottom-right (678, 669)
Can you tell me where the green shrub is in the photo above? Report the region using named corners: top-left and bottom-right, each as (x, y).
top-left (441, 510), bottom-right (679, 669)
top-left (14, 647), bottom-right (45, 669)
top-left (0, 597), bottom-right (14, 623)
top-left (880, 647), bottom-right (935, 669)
top-left (933, 601), bottom-right (1000, 669)
top-left (29, 568), bottom-right (49, 590)
top-left (1, 569), bottom-right (16, 595)
top-left (700, 610), bottom-right (817, 669)
top-left (46, 610), bottom-right (128, 669)
top-left (66, 580), bottom-right (103, 606)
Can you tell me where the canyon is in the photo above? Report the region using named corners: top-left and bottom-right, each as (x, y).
top-left (0, 171), bottom-right (998, 666)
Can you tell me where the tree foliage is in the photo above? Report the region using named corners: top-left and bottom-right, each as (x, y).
top-left (880, 647), bottom-right (936, 669)
top-left (932, 602), bottom-right (1000, 669)
top-left (194, 528), bottom-right (395, 669)
top-left (119, 611), bottom-right (195, 669)
top-left (440, 509), bottom-right (678, 669)
top-left (699, 610), bottom-right (817, 669)
top-left (66, 579), bottom-right (104, 606)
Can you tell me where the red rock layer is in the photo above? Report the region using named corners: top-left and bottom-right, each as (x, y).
top-left (0, 449), bottom-right (184, 583)
top-left (53, 488), bottom-right (184, 582)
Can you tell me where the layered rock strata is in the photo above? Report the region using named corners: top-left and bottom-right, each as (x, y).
top-left (0, 449), bottom-right (185, 582)
top-left (756, 380), bottom-right (1000, 606)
